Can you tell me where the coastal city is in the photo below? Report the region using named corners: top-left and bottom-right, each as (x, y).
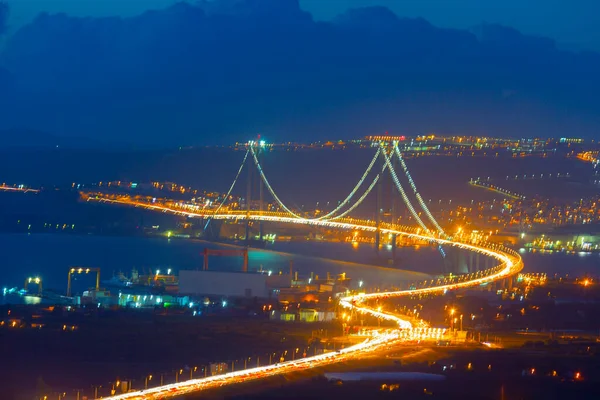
top-left (1, 134), bottom-right (600, 399)
top-left (1, 1), bottom-right (600, 399)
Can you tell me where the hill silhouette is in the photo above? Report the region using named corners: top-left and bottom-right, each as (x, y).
top-left (0, 0), bottom-right (598, 146)
top-left (0, 1), bottom-right (8, 36)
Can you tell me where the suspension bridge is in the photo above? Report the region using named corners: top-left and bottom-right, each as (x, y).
top-left (83, 140), bottom-right (523, 400)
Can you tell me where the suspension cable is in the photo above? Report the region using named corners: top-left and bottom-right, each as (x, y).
top-left (317, 147), bottom-right (382, 220)
top-left (381, 143), bottom-right (432, 235)
top-left (204, 148), bottom-right (250, 230)
top-left (330, 155), bottom-right (389, 220)
top-left (250, 145), bottom-right (305, 219)
top-left (393, 143), bottom-right (447, 236)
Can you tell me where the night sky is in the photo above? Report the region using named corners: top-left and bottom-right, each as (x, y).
top-left (0, 0), bottom-right (599, 147)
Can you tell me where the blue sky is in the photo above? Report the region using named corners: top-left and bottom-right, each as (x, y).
top-left (5, 0), bottom-right (600, 51)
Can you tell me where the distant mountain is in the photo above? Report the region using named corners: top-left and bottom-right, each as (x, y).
top-left (0, 1), bottom-right (8, 36)
top-left (0, 0), bottom-right (598, 147)
top-left (196, 0), bottom-right (311, 20)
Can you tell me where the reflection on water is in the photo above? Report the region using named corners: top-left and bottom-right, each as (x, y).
top-left (0, 234), bottom-right (436, 294)
top-left (521, 251), bottom-right (600, 276)
top-left (1, 233), bottom-right (598, 297)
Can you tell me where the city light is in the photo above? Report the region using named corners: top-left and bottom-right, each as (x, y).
top-left (83, 142), bottom-right (523, 400)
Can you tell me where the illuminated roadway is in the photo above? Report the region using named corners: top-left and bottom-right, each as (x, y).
top-left (87, 196), bottom-right (523, 400)
top-left (0, 185), bottom-right (39, 193)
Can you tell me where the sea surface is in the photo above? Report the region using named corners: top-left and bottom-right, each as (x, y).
top-left (0, 233), bottom-right (436, 297)
top-left (1, 233), bottom-right (599, 301)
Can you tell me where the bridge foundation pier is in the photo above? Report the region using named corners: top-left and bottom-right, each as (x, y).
top-left (506, 277), bottom-right (513, 291)
top-left (468, 252), bottom-right (475, 273)
top-left (245, 220), bottom-right (251, 242)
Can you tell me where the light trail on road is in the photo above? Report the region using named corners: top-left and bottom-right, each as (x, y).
top-left (89, 196), bottom-right (522, 400)
top-left (0, 185), bottom-right (39, 193)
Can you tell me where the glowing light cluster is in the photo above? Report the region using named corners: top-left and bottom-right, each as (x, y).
top-left (101, 332), bottom-right (403, 400)
top-left (94, 217), bottom-right (521, 400)
top-left (86, 144), bottom-right (523, 400)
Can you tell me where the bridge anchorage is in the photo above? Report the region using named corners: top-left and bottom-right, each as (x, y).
top-left (83, 139), bottom-right (523, 400)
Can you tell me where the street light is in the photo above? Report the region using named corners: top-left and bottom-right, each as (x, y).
top-left (144, 375), bottom-right (152, 389)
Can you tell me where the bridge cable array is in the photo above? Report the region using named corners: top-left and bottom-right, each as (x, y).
top-left (329, 152), bottom-right (390, 221)
top-left (250, 146), bottom-right (305, 219)
top-left (204, 148), bottom-right (250, 230)
top-left (315, 146), bottom-right (382, 220)
top-left (393, 142), bottom-right (447, 237)
top-left (213, 142), bottom-right (447, 238)
top-left (380, 143), bottom-right (432, 234)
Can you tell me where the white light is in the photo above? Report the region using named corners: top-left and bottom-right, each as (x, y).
top-left (222, 300), bottom-right (227, 307)
top-left (358, 281), bottom-right (363, 288)
top-left (167, 268), bottom-right (172, 275)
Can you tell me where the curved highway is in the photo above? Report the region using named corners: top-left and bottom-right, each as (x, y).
top-left (86, 196), bottom-right (523, 400)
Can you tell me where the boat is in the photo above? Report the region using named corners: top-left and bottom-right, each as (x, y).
top-left (102, 272), bottom-right (132, 288)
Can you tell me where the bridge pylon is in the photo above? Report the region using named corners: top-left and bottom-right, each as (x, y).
top-left (257, 136), bottom-right (264, 241)
top-left (245, 142), bottom-right (253, 243)
top-left (375, 173), bottom-right (382, 254)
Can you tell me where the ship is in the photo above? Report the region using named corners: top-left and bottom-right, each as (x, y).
top-left (101, 271), bottom-right (132, 288)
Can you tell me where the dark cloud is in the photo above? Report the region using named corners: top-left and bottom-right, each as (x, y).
top-left (0, 0), bottom-right (598, 146)
top-left (0, 1), bottom-right (8, 35)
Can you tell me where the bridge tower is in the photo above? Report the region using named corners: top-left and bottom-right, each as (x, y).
top-left (257, 136), bottom-right (264, 241)
top-left (375, 170), bottom-right (382, 254)
top-left (389, 143), bottom-right (398, 262)
top-left (245, 145), bottom-right (252, 243)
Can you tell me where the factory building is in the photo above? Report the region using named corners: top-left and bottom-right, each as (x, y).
top-left (179, 270), bottom-right (270, 298)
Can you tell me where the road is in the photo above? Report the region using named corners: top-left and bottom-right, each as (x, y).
top-left (90, 199), bottom-right (522, 399)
